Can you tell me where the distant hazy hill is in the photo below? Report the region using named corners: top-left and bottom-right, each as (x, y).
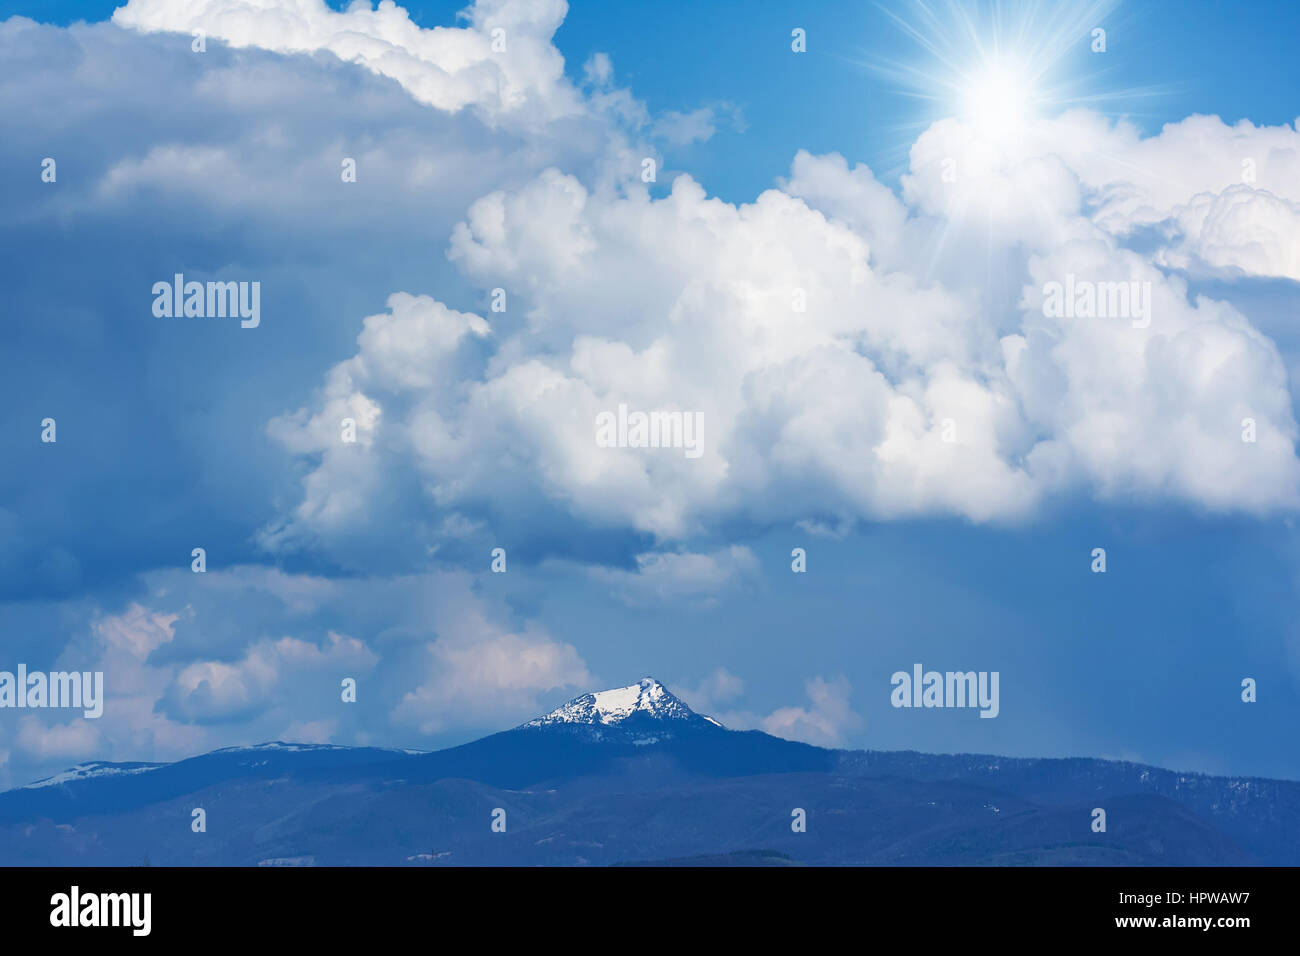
top-left (1, 678), bottom-right (1293, 866)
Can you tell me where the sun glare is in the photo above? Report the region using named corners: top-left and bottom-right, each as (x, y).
top-left (860, 0), bottom-right (1142, 156)
top-left (963, 61), bottom-right (1034, 139)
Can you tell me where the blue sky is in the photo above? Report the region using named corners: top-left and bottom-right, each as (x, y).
top-left (2, 0), bottom-right (1299, 787)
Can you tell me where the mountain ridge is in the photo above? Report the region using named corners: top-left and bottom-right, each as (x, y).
top-left (1, 677), bottom-right (1296, 866)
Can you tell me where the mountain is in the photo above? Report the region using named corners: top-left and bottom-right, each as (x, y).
top-left (0, 677), bottom-right (1296, 866)
top-left (0, 743), bottom-right (414, 827)
top-left (521, 677), bottom-right (722, 735)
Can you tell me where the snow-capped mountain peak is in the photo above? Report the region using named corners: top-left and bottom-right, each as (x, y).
top-left (522, 677), bottom-right (719, 729)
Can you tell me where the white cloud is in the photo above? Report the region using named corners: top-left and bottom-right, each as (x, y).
top-left (113, 0), bottom-right (583, 125)
top-left (7, 4), bottom-right (1290, 564)
top-left (588, 546), bottom-right (758, 606)
top-left (280, 718), bottom-right (339, 744)
top-left (652, 107), bottom-right (717, 146)
top-left (0, 565), bottom-right (598, 784)
top-left (161, 631), bottom-right (377, 723)
top-left (760, 676), bottom-right (861, 747)
top-left (1012, 241), bottom-right (1299, 510)
top-left (901, 111), bottom-right (1300, 281)
top-left (93, 603), bottom-right (178, 659)
top-left (16, 716), bottom-right (101, 760)
top-left (392, 595), bottom-right (590, 734)
top-left (1160, 186), bottom-right (1300, 281)
top-left (272, 110), bottom-right (1300, 549)
top-left (582, 52), bottom-right (612, 87)
top-left (259, 292), bottom-right (492, 559)
top-left (676, 667), bottom-right (745, 716)
top-left (752, 676), bottom-right (861, 747)
top-left (704, 675), bottom-right (862, 747)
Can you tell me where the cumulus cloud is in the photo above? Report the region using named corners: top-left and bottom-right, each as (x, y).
top-left (0, 7), bottom-right (649, 597)
top-left (4, 13), bottom-right (618, 236)
top-left (391, 583), bottom-right (591, 734)
top-left (0, 603), bottom-right (210, 778)
top-left (113, 0), bottom-right (583, 125)
top-left (900, 111), bottom-right (1300, 281)
top-left (27, 1), bottom-right (1293, 581)
top-left (760, 676), bottom-right (862, 747)
top-left (160, 631), bottom-right (377, 724)
top-left (712, 675), bottom-right (862, 747)
top-left (271, 109), bottom-right (1300, 555)
top-left (0, 567), bottom-right (595, 786)
top-left (1160, 186), bottom-right (1300, 281)
top-left (93, 603), bottom-right (178, 660)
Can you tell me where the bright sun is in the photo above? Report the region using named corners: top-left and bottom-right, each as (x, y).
top-left (862, 0), bottom-right (1136, 152)
top-left (963, 61), bottom-right (1034, 139)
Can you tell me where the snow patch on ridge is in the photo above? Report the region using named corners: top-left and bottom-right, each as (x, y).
top-left (24, 762), bottom-right (164, 789)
